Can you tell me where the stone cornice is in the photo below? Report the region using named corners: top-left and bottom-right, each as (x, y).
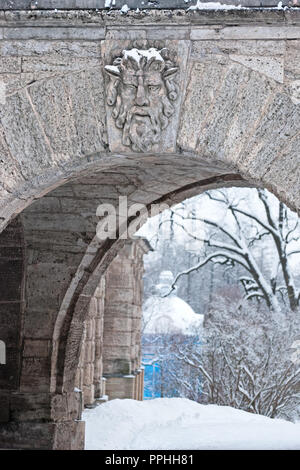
top-left (0, 0), bottom-right (296, 10)
top-left (0, 9), bottom-right (299, 33)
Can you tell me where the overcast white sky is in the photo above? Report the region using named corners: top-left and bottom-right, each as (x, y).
top-left (137, 187), bottom-right (300, 272)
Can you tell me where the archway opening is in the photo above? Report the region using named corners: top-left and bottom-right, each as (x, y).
top-left (84, 185), bottom-right (300, 450)
top-left (0, 160), bottom-right (299, 450)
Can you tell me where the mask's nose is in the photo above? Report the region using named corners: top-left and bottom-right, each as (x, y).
top-left (136, 83), bottom-right (149, 107)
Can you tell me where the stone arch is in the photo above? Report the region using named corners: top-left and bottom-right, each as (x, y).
top-left (49, 170), bottom-right (265, 399)
top-left (0, 26), bottom-right (299, 232)
top-left (0, 155), bottom-right (298, 449)
top-left (0, 7), bottom-right (299, 448)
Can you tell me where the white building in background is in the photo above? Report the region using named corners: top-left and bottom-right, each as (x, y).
top-left (142, 270), bottom-right (203, 399)
top-left (143, 270), bottom-right (204, 336)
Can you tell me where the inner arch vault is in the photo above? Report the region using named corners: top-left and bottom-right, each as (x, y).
top-left (0, 4), bottom-right (299, 449)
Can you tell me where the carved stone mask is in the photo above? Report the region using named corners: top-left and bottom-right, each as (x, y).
top-left (105, 47), bottom-right (179, 152)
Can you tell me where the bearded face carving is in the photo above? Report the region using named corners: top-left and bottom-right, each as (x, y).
top-left (104, 47), bottom-right (179, 152)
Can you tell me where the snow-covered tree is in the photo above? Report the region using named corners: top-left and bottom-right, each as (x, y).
top-left (172, 300), bottom-right (300, 420)
top-left (162, 188), bottom-right (300, 314)
top-left (140, 188), bottom-right (300, 415)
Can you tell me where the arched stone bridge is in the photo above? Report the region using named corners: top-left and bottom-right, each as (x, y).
top-left (0, 2), bottom-right (299, 449)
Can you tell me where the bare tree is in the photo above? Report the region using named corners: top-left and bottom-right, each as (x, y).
top-left (140, 188), bottom-right (300, 417)
top-left (161, 189), bottom-right (300, 314)
top-left (170, 301), bottom-right (300, 419)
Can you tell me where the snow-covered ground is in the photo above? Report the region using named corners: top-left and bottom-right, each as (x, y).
top-left (83, 398), bottom-right (300, 450)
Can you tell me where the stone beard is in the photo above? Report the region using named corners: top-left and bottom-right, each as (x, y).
top-left (105, 47), bottom-right (179, 152)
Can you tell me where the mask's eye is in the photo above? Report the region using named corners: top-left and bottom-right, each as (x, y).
top-left (148, 85), bottom-right (161, 93)
top-left (126, 84), bottom-right (136, 90)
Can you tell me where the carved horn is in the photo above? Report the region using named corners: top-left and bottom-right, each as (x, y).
top-left (163, 67), bottom-right (178, 78)
top-left (104, 65), bottom-right (121, 78)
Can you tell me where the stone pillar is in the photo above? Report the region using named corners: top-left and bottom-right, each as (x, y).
top-left (0, 389), bottom-right (85, 449)
top-left (0, 218), bottom-right (24, 400)
top-left (133, 369), bottom-right (144, 401)
top-left (102, 237), bottom-right (151, 401)
top-left (0, 217), bottom-right (85, 450)
top-left (134, 370), bottom-right (139, 400)
top-left (139, 368), bottom-right (145, 401)
top-left (75, 328), bottom-right (85, 396)
top-left (94, 277), bottom-right (105, 399)
top-left (75, 276), bottom-right (106, 407)
top-left (82, 300), bottom-right (96, 406)
top-left (74, 238), bottom-right (150, 407)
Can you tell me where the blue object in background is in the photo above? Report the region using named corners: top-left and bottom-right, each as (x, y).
top-left (143, 353), bottom-right (161, 399)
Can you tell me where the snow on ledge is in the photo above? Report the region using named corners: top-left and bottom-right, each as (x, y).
top-left (187, 0), bottom-right (291, 9)
top-left (123, 48), bottom-right (164, 64)
top-left (188, 1), bottom-right (243, 10)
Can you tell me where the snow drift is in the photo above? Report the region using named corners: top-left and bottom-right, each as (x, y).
top-left (83, 397), bottom-right (300, 450)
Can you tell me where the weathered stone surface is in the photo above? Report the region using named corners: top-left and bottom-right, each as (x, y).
top-left (191, 26), bottom-right (300, 41)
top-left (0, 259), bottom-right (23, 301)
top-left (229, 55), bottom-right (284, 83)
top-left (25, 196), bottom-right (61, 213)
top-left (3, 27), bottom-right (105, 40)
top-left (23, 339), bottom-right (51, 358)
top-left (105, 375), bottom-right (135, 400)
top-left (191, 39), bottom-right (286, 57)
top-left (260, 133), bottom-right (300, 211)
top-left (0, 393), bottom-right (9, 423)
top-left (0, 218), bottom-right (24, 392)
top-left (104, 331), bottom-right (132, 347)
top-left (221, 71), bottom-right (275, 165)
top-left (27, 68), bottom-right (107, 161)
top-left (0, 7), bottom-right (299, 451)
top-left (0, 421), bottom-right (56, 449)
top-left (240, 92), bottom-right (300, 177)
top-left (177, 58), bottom-right (227, 151)
top-left (0, 90), bottom-right (54, 180)
top-left (285, 40), bottom-right (300, 81)
top-left (0, 303), bottom-right (22, 348)
top-left (23, 309), bottom-right (57, 339)
top-left (0, 419), bottom-right (85, 450)
top-left (181, 61), bottom-right (252, 158)
top-left (7, 390), bottom-right (81, 423)
top-left (0, 0), bottom-right (282, 9)
top-left (128, 189), bottom-right (163, 204)
top-left (23, 212), bottom-right (93, 232)
top-left (20, 356), bottom-right (51, 392)
top-left (104, 317), bottom-right (133, 331)
top-left (22, 56), bottom-right (100, 74)
top-left (106, 29), bottom-right (147, 40)
top-left (26, 263), bottom-right (74, 310)
top-left (71, 184), bottom-right (119, 200)
top-left (0, 57), bottom-right (21, 73)
top-left (0, 40), bottom-right (102, 58)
